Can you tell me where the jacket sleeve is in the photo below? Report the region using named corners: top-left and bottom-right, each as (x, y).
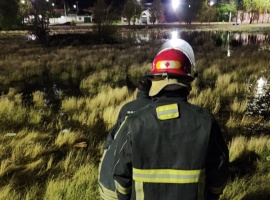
top-left (103, 109), bottom-right (126, 150)
top-left (103, 123), bottom-right (118, 150)
top-left (205, 118), bottom-right (229, 200)
top-left (112, 121), bottom-right (133, 200)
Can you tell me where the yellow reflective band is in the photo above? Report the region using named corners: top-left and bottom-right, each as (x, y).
top-left (133, 168), bottom-right (205, 184)
top-left (156, 104), bottom-right (179, 120)
top-left (114, 117), bottom-right (127, 139)
top-left (209, 185), bottom-right (225, 194)
top-left (135, 181), bottom-right (144, 200)
top-left (98, 184), bottom-right (118, 200)
top-left (156, 60), bottom-right (181, 69)
top-left (114, 181), bottom-right (132, 195)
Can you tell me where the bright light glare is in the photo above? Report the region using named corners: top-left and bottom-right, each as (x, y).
top-left (256, 77), bottom-right (267, 96)
top-left (210, 1), bottom-right (214, 6)
top-left (227, 49), bottom-right (231, 57)
top-left (171, 31), bottom-right (178, 40)
top-left (172, 0), bottom-right (180, 11)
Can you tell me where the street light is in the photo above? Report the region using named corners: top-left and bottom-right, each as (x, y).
top-left (172, 0), bottom-right (180, 11)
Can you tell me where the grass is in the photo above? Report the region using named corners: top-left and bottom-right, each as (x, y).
top-left (222, 135), bottom-right (270, 200)
top-left (0, 25), bottom-right (270, 199)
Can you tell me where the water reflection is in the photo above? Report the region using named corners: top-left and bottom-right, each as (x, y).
top-left (122, 30), bottom-right (270, 48)
top-left (246, 77), bottom-right (270, 119)
top-left (234, 33), bottom-right (269, 46)
top-left (227, 32), bottom-right (231, 57)
top-left (255, 77), bottom-right (268, 97)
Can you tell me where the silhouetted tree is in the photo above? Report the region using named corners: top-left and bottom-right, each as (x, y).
top-left (122, 0), bottom-right (137, 25)
top-left (0, 0), bottom-right (19, 30)
top-left (149, 0), bottom-right (164, 24)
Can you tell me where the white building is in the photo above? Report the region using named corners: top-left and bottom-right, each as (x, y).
top-left (49, 15), bottom-right (92, 25)
top-left (121, 9), bottom-right (157, 25)
top-left (141, 10), bottom-right (151, 24)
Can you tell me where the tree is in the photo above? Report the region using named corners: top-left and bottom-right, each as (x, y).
top-left (242, 0), bottom-right (270, 23)
top-left (19, 0), bottom-right (33, 26)
top-left (132, 3), bottom-right (143, 25)
top-left (265, 0), bottom-right (270, 22)
top-left (149, 0), bottom-right (163, 25)
top-left (216, 3), bottom-right (237, 23)
top-left (122, 0), bottom-right (136, 25)
top-left (93, 0), bottom-right (118, 42)
top-left (93, 0), bottom-right (109, 35)
top-left (93, 0), bottom-right (107, 25)
top-left (30, 0), bottom-right (54, 38)
top-left (177, 0), bottom-right (204, 24)
top-left (0, 0), bottom-right (19, 30)
top-left (198, 1), bottom-right (217, 24)
top-left (253, 0), bottom-right (269, 23)
top-left (242, 0), bottom-right (254, 23)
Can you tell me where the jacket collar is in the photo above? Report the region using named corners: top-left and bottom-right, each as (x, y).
top-left (152, 89), bottom-right (189, 102)
top-left (136, 90), bottom-right (150, 99)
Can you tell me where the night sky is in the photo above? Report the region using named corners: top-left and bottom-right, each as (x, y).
top-left (63, 0), bottom-right (179, 22)
top-left (65, 0), bottom-right (159, 9)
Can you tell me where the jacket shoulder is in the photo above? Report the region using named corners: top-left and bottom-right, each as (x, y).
top-left (187, 103), bottom-right (213, 119)
top-left (124, 104), bottom-right (152, 122)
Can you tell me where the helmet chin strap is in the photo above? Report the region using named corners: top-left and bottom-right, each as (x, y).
top-left (162, 73), bottom-right (169, 79)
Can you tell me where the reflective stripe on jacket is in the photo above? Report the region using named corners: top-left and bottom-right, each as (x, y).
top-left (113, 96), bottom-right (229, 200)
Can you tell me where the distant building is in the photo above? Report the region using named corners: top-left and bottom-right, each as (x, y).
top-left (141, 10), bottom-right (152, 24)
top-left (49, 14), bottom-right (92, 25)
top-left (121, 9), bottom-right (156, 25)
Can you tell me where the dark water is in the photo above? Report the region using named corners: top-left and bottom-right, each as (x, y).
top-left (124, 29), bottom-right (270, 46)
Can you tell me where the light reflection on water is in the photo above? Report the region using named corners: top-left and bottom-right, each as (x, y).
top-left (246, 77), bottom-right (270, 119)
top-left (227, 32), bottom-right (231, 57)
top-left (255, 77), bottom-right (268, 97)
top-left (124, 30), bottom-right (270, 43)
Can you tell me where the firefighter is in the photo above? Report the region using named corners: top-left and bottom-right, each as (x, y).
top-left (98, 77), bottom-right (152, 200)
top-left (112, 38), bottom-right (229, 200)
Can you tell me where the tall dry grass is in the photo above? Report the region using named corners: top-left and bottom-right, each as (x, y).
top-left (221, 136), bottom-right (270, 200)
top-left (0, 31), bottom-right (270, 199)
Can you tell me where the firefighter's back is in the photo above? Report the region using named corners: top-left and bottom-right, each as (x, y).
top-left (126, 98), bottom-right (212, 200)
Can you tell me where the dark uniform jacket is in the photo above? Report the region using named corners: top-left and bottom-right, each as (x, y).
top-left (99, 90), bottom-right (152, 200)
top-left (112, 93), bottom-right (229, 200)
top-left (103, 91), bottom-right (152, 149)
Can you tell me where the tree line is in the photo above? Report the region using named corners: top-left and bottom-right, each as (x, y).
top-left (1, 0), bottom-right (270, 30)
